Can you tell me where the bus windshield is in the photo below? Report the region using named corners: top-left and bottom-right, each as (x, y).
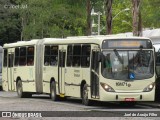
top-left (102, 50), bottom-right (154, 80)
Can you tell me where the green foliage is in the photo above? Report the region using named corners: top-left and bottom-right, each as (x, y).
top-left (0, 0), bottom-right (21, 45)
top-left (141, 0), bottom-right (160, 28)
top-left (0, 0), bottom-right (160, 44)
top-left (112, 0), bottom-right (132, 34)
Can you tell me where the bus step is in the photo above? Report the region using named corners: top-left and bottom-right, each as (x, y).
top-left (60, 94), bottom-right (65, 97)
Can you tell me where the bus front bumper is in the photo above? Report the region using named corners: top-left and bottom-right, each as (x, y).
top-left (99, 89), bottom-right (155, 102)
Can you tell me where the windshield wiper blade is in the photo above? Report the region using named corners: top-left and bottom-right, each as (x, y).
top-left (113, 49), bottom-right (123, 64)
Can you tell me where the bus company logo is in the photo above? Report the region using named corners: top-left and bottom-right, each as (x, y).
top-left (2, 112), bottom-right (11, 117)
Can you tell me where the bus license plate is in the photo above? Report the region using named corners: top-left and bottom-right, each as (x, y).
top-left (125, 98), bottom-right (135, 101)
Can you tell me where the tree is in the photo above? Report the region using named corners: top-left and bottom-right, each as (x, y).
top-left (86, 0), bottom-right (92, 35)
top-left (105, 0), bottom-right (113, 35)
top-left (0, 0), bottom-right (160, 44)
top-left (0, 0), bottom-right (21, 45)
top-left (132, 0), bottom-right (141, 36)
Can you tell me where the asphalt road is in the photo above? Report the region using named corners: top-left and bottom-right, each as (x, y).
top-left (0, 91), bottom-right (160, 120)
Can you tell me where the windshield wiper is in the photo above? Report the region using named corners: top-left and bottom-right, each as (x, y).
top-left (113, 49), bottom-right (123, 64)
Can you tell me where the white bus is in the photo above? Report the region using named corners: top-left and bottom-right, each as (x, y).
top-left (0, 46), bottom-right (2, 89)
top-left (2, 36), bottom-right (155, 105)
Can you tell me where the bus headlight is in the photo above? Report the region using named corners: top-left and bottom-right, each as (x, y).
top-left (143, 83), bottom-right (155, 92)
top-left (100, 82), bottom-right (115, 92)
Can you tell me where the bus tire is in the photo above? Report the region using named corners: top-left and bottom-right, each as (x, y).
top-left (16, 80), bottom-right (25, 98)
top-left (82, 84), bottom-right (92, 106)
top-left (0, 86), bottom-right (2, 91)
top-left (25, 93), bottom-right (32, 98)
top-left (50, 81), bottom-right (58, 101)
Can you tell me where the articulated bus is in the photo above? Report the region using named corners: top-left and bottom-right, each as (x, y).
top-left (2, 36), bottom-right (155, 105)
top-left (0, 46), bottom-right (2, 89)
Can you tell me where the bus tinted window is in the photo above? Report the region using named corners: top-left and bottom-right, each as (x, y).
top-left (27, 47), bottom-right (34, 66)
top-left (73, 45), bottom-right (81, 67)
top-left (44, 46), bottom-right (50, 66)
top-left (67, 45), bottom-right (72, 67)
top-left (50, 46), bottom-right (58, 66)
top-left (81, 45), bottom-right (91, 67)
top-left (14, 48), bottom-right (19, 66)
top-left (3, 49), bottom-right (7, 67)
top-left (19, 47), bottom-right (26, 66)
top-left (156, 50), bottom-right (160, 65)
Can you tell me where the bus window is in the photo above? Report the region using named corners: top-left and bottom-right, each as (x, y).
top-left (156, 49), bottom-right (160, 65)
top-left (73, 45), bottom-right (81, 67)
top-left (3, 49), bottom-right (7, 67)
top-left (50, 46), bottom-right (58, 66)
top-left (67, 45), bottom-right (72, 67)
top-left (19, 47), bottom-right (26, 66)
top-left (14, 48), bottom-right (19, 66)
top-left (44, 46), bottom-right (50, 66)
top-left (27, 47), bottom-right (34, 66)
top-left (81, 45), bottom-right (91, 67)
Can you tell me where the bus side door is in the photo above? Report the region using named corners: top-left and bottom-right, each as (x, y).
top-left (58, 48), bottom-right (66, 96)
top-left (91, 49), bottom-right (100, 99)
top-left (7, 50), bottom-right (15, 91)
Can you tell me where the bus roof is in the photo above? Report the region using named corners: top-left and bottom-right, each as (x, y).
top-left (3, 39), bottom-right (40, 48)
top-left (3, 36), bottom-right (151, 48)
top-left (43, 36), bottom-right (151, 45)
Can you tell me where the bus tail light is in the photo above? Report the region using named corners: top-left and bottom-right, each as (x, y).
top-left (100, 82), bottom-right (115, 92)
top-left (143, 82), bottom-right (155, 92)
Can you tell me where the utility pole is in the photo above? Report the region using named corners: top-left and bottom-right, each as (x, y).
top-left (132, 0), bottom-right (142, 36)
top-left (21, 17), bottom-right (24, 41)
top-left (105, 0), bottom-right (113, 35)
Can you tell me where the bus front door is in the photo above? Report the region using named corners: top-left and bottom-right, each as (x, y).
top-left (58, 50), bottom-right (66, 96)
top-left (91, 50), bottom-right (100, 99)
top-left (7, 53), bottom-right (14, 91)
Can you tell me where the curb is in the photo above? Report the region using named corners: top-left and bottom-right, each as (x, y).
top-left (138, 102), bottom-right (160, 108)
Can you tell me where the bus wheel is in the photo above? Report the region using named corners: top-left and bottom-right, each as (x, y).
top-left (50, 81), bottom-right (58, 101)
top-left (82, 84), bottom-right (92, 106)
top-left (25, 93), bottom-right (32, 98)
top-left (16, 80), bottom-right (25, 98)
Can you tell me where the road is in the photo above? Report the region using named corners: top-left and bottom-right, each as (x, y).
top-left (0, 91), bottom-right (160, 120)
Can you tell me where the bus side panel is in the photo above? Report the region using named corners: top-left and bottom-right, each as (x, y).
top-left (43, 67), bottom-right (58, 94)
top-left (14, 66), bottom-right (36, 92)
top-left (65, 67), bottom-right (82, 98)
top-left (2, 67), bottom-right (8, 91)
top-left (64, 67), bottom-right (74, 96)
